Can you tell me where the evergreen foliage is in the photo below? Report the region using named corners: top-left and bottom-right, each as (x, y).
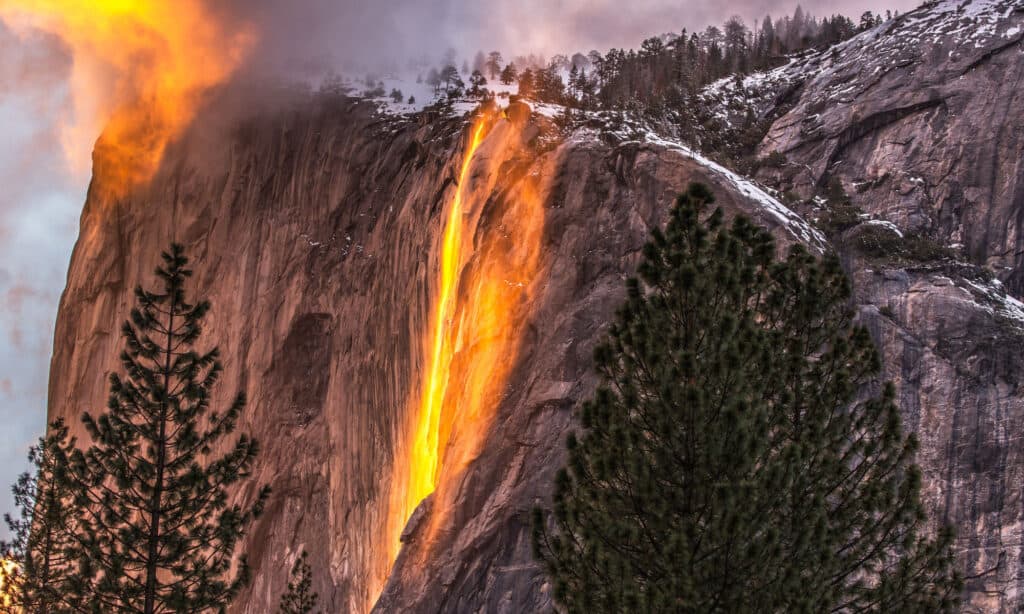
top-left (1, 420), bottom-right (78, 613)
top-left (67, 244), bottom-right (270, 613)
top-left (469, 70), bottom-right (488, 99)
top-left (485, 51), bottom-right (503, 80)
top-left (534, 184), bottom-right (961, 613)
top-left (439, 65), bottom-right (464, 97)
top-left (499, 63), bottom-right (517, 85)
top-left (278, 551), bottom-right (319, 614)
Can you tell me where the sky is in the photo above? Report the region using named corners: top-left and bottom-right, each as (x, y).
top-left (0, 0), bottom-right (922, 536)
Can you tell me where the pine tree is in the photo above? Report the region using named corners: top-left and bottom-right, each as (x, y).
top-left (534, 184), bottom-right (961, 613)
top-left (68, 244), bottom-right (270, 613)
top-left (568, 64), bottom-right (580, 103)
top-left (485, 51), bottom-right (503, 80)
top-left (500, 62), bottom-right (518, 85)
top-left (1, 420), bottom-right (79, 613)
top-left (439, 64), bottom-right (464, 97)
top-left (469, 70), bottom-right (488, 99)
top-left (517, 68), bottom-right (535, 97)
top-left (278, 551), bottom-right (319, 614)
top-left (472, 51), bottom-right (487, 75)
top-left (426, 67), bottom-right (442, 95)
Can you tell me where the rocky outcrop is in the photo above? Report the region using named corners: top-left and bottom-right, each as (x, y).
top-left (852, 262), bottom-right (1024, 612)
top-left (48, 95), bottom-right (822, 613)
top-left (47, 2), bottom-right (1024, 612)
top-left (748, 1), bottom-right (1024, 609)
top-left (757, 0), bottom-right (1024, 293)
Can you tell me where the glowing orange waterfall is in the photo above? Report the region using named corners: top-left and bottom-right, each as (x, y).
top-left (382, 108), bottom-right (548, 592)
top-left (402, 119), bottom-right (490, 525)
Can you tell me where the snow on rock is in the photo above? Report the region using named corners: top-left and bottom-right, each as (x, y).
top-left (639, 132), bottom-right (829, 251)
top-left (700, 0), bottom-right (1023, 132)
top-left (962, 277), bottom-right (1024, 328)
top-left (864, 219), bottom-right (905, 238)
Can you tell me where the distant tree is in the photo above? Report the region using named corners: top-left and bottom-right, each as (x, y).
top-left (570, 52), bottom-right (591, 71)
top-left (534, 63), bottom-right (566, 103)
top-left (577, 69), bottom-right (597, 108)
top-left (500, 62), bottom-right (518, 85)
top-left (68, 244), bottom-right (271, 614)
top-left (472, 50), bottom-right (488, 75)
top-left (758, 15), bottom-right (777, 61)
top-left (440, 64), bottom-right (464, 97)
top-left (485, 51), bottom-right (504, 80)
top-left (364, 84), bottom-right (386, 98)
top-left (389, 88), bottom-right (404, 103)
top-left (517, 67), bottom-right (535, 97)
top-left (1, 420), bottom-right (79, 613)
top-left (278, 552), bottom-right (319, 614)
top-left (550, 54), bottom-right (571, 71)
top-left (426, 67), bottom-right (442, 95)
top-left (724, 16), bottom-right (750, 73)
top-left (461, 59), bottom-right (470, 75)
top-left (469, 70), bottom-right (488, 98)
top-left (860, 11), bottom-right (879, 31)
top-left (407, 95), bottom-right (416, 105)
top-left (534, 184), bottom-right (961, 613)
top-left (640, 36), bottom-right (665, 58)
top-left (442, 47), bottom-right (457, 67)
top-left (792, 4), bottom-right (808, 47)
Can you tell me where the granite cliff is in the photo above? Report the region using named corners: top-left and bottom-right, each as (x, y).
top-left (47, 0), bottom-right (1024, 611)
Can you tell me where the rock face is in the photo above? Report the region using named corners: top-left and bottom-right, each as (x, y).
top-left (46, 2), bottom-right (1024, 612)
top-left (48, 95), bottom-right (820, 613)
top-left (750, 2), bottom-right (1024, 610)
top-left (758, 0), bottom-right (1024, 291)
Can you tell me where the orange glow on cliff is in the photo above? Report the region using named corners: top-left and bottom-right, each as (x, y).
top-left (403, 119), bottom-right (490, 524)
top-left (384, 108), bottom-right (547, 590)
top-left (0, 0), bottom-right (255, 194)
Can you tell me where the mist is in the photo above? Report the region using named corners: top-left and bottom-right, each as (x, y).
top-left (226, 0), bottom-right (924, 77)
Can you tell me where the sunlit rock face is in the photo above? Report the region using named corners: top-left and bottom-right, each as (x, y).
top-left (49, 93), bottom-right (819, 613)
top-left (47, 3), bottom-right (1024, 611)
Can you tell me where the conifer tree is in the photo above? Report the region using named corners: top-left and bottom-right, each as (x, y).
top-left (500, 62), bottom-right (518, 86)
top-left (485, 51), bottom-right (503, 80)
top-left (534, 184), bottom-right (961, 613)
top-left (469, 70), bottom-right (488, 99)
top-left (1, 419), bottom-right (79, 613)
top-left (278, 551), bottom-right (319, 614)
top-left (68, 244), bottom-right (270, 614)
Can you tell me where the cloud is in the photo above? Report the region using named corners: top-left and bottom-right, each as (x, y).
top-left (0, 18), bottom-right (82, 540)
top-left (221, 0), bottom-right (924, 74)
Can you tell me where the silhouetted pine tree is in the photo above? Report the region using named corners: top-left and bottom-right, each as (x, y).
top-left (278, 551), bottom-right (319, 614)
top-left (1, 419), bottom-right (78, 613)
top-left (534, 184), bottom-right (961, 613)
top-left (68, 244), bottom-right (270, 614)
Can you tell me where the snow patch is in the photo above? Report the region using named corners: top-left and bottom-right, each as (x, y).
top-left (962, 278), bottom-right (1024, 328)
top-left (864, 219), bottom-right (905, 238)
top-left (638, 132), bottom-right (828, 251)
